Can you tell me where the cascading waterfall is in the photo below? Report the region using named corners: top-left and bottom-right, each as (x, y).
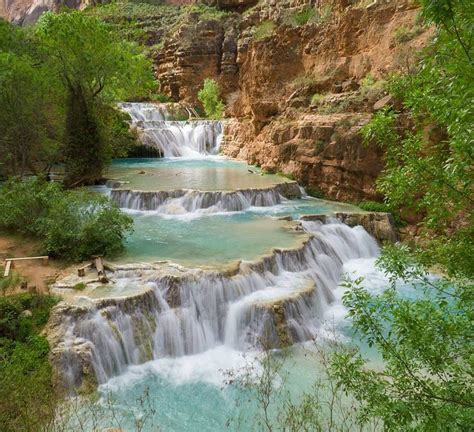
top-left (119, 102), bottom-right (223, 158)
top-left (56, 220), bottom-right (379, 386)
top-left (110, 183), bottom-right (301, 213)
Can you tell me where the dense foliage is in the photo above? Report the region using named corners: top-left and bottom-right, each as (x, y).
top-left (331, 0), bottom-right (474, 429)
top-left (0, 294), bottom-right (60, 432)
top-left (198, 78), bottom-right (225, 119)
top-left (0, 12), bottom-right (155, 184)
top-left (0, 178), bottom-right (133, 261)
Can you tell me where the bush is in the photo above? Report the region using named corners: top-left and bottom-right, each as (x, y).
top-left (358, 200), bottom-right (403, 226)
top-left (253, 20), bottom-right (275, 40)
top-left (394, 25), bottom-right (423, 44)
top-left (197, 78), bottom-right (225, 119)
top-left (0, 178), bottom-right (62, 236)
top-left (357, 200), bottom-right (391, 213)
top-left (0, 294), bottom-right (60, 432)
top-left (288, 7), bottom-right (316, 26)
top-left (43, 192), bottom-right (133, 261)
top-left (0, 178), bottom-right (133, 261)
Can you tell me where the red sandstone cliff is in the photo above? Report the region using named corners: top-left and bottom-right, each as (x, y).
top-left (154, 0), bottom-right (430, 201)
top-left (2, 0), bottom-right (431, 202)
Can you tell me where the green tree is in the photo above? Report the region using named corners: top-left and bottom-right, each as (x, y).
top-left (35, 11), bottom-right (155, 186)
top-left (0, 20), bottom-right (62, 178)
top-left (331, 0), bottom-right (474, 429)
top-left (198, 78), bottom-right (225, 119)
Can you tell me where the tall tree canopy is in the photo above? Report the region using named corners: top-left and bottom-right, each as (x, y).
top-left (0, 11), bottom-right (155, 184)
top-left (332, 0), bottom-right (474, 429)
top-left (34, 11), bottom-right (155, 186)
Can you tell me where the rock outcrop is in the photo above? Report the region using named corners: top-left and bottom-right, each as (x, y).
top-left (149, 0), bottom-right (431, 202)
top-left (1, 0), bottom-right (95, 25)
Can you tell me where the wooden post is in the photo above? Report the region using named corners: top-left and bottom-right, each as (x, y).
top-left (77, 262), bottom-right (93, 277)
top-left (3, 260), bottom-right (12, 277)
top-left (93, 257), bottom-right (108, 284)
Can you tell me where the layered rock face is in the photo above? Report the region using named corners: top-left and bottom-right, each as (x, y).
top-left (2, 0), bottom-right (430, 201)
top-left (151, 0), bottom-right (430, 201)
top-left (0, 0), bottom-right (95, 24)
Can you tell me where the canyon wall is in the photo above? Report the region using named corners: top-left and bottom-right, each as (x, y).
top-left (2, 0), bottom-right (430, 202)
top-left (153, 0), bottom-right (430, 201)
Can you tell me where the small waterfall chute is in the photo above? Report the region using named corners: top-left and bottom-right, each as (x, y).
top-left (119, 102), bottom-right (223, 158)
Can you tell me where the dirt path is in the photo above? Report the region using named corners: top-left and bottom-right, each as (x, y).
top-left (0, 234), bottom-right (69, 295)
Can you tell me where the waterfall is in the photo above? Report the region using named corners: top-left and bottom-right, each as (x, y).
top-left (53, 220), bottom-right (379, 387)
top-left (110, 183), bottom-right (302, 213)
top-left (119, 102), bottom-right (223, 158)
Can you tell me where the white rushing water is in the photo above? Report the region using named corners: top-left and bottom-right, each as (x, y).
top-left (57, 220), bottom-right (379, 386)
top-left (55, 102), bottom-right (386, 412)
top-left (120, 102), bottom-right (223, 158)
top-left (110, 185), bottom-right (301, 213)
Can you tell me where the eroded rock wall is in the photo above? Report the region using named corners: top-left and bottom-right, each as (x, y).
top-left (151, 0), bottom-right (430, 201)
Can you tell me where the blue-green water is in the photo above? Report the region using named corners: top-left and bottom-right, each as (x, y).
top-left (121, 212), bottom-right (308, 267)
top-left (78, 157), bottom-right (384, 431)
top-left (106, 158), bottom-right (291, 191)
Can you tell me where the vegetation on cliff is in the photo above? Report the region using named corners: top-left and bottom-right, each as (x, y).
top-left (198, 78), bottom-right (225, 119)
top-left (330, 0), bottom-right (474, 429)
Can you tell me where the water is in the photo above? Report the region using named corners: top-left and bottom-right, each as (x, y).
top-left (55, 103), bottom-right (393, 431)
top-left (122, 212), bottom-right (308, 267)
top-left (105, 158), bottom-right (292, 191)
top-left (120, 102), bottom-right (222, 158)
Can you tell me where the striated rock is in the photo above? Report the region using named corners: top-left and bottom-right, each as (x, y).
top-left (373, 94), bottom-right (394, 111)
top-left (156, 12), bottom-right (240, 103)
top-left (1, 0), bottom-right (95, 25)
top-left (222, 114), bottom-right (384, 202)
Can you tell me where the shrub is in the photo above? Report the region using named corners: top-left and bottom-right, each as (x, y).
top-left (394, 25), bottom-right (423, 44)
top-left (358, 200), bottom-right (403, 226)
top-left (311, 93), bottom-right (325, 105)
top-left (43, 192), bottom-right (133, 261)
top-left (291, 74), bottom-right (317, 90)
top-left (0, 178), bottom-right (62, 236)
top-left (0, 294), bottom-right (60, 432)
top-left (72, 282), bottom-right (87, 291)
top-left (287, 7), bottom-right (316, 26)
top-left (197, 78), bottom-right (225, 119)
top-left (0, 178), bottom-right (133, 262)
top-left (253, 20), bottom-right (275, 40)
top-left (358, 200), bottom-right (391, 213)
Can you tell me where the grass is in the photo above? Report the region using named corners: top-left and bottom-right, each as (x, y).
top-left (394, 25), bottom-right (423, 44)
top-left (359, 74), bottom-right (387, 99)
top-left (276, 171), bottom-right (296, 181)
top-left (253, 20), bottom-right (275, 40)
top-left (286, 7), bottom-right (316, 26)
top-left (72, 282), bottom-right (87, 291)
top-left (311, 93), bottom-right (325, 105)
top-left (291, 74), bottom-right (318, 90)
top-left (0, 267), bottom-right (21, 295)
